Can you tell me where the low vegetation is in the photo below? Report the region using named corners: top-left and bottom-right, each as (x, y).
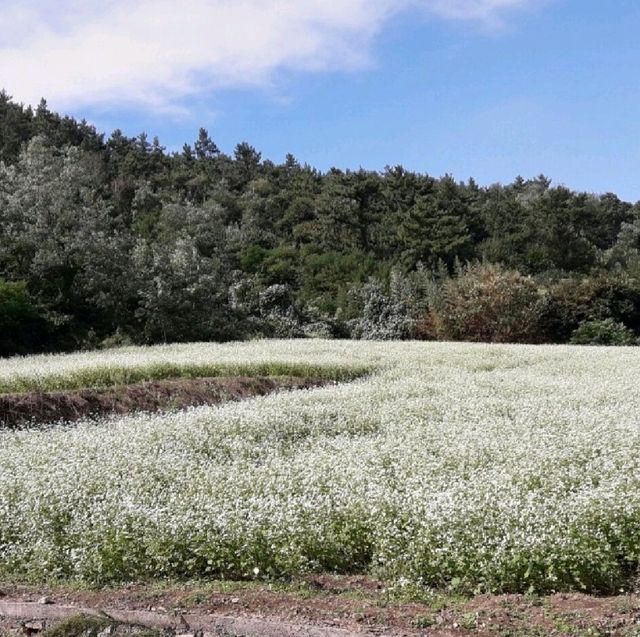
top-left (0, 343), bottom-right (370, 394)
top-left (1, 340), bottom-right (639, 596)
top-left (40, 615), bottom-right (162, 637)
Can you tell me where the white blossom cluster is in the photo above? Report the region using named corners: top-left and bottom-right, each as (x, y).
top-left (1, 340), bottom-right (640, 594)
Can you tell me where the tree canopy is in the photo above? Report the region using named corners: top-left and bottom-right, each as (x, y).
top-left (1, 92), bottom-right (639, 353)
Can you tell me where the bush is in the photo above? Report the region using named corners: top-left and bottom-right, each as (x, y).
top-left (258, 284), bottom-right (305, 338)
top-left (543, 274), bottom-right (640, 342)
top-left (349, 273), bottom-right (415, 340)
top-left (434, 263), bottom-right (544, 343)
top-left (570, 319), bottom-right (637, 346)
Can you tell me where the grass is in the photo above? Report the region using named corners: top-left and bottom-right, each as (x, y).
top-left (0, 361), bottom-right (371, 395)
top-left (40, 615), bottom-right (163, 637)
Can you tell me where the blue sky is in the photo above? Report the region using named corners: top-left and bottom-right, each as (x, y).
top-left (2, 0), bottom-right (639, 201)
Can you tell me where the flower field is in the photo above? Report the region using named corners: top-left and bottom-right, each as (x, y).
top-left (1, 340), bottom-right (639, 595)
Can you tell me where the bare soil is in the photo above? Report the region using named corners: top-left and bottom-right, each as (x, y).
top-left (0, 376), bottom-right (330, 428)
top-left (1, 578), bottom-right (639, 636)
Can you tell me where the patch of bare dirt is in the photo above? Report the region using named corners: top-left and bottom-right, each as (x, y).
top-left (1, 579), bottom-right (639, 636)
top-left (0, 376), bottom-right (329, 428)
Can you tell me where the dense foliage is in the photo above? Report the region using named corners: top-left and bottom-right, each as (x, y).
top-left (2, 91), bottom-right (640, 353)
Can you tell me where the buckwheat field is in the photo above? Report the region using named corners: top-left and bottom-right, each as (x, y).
top-left (1, 340), bottom-right (639, 595)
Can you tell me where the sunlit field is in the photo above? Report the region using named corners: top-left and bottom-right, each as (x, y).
top-left (1, 340), bottom-right (639, 595)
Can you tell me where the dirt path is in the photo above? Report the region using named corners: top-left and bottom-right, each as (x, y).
top-left (0, 600), bottom-right (384, 637)
top-left (0, 376), bottom-right (329, 428)
top-left (1, 579), bottom-right (639, 636)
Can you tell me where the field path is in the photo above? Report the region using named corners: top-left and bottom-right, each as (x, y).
top-left (1, 585), bottom-right (639, 636)
top-left (0, 596), bottom-right (421, 637)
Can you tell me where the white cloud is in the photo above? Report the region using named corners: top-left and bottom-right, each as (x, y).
top-left (0, 0), bottom-right (542, 113)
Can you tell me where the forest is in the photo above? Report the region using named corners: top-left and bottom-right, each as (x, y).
top-left (2, 90), bottom-right (640, 356)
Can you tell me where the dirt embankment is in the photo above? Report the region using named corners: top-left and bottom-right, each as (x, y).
top-left (0, 376), bottom-right (329, 429)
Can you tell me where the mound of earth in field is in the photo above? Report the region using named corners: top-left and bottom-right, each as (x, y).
top-left (0, 376), bottom-right (329, 428)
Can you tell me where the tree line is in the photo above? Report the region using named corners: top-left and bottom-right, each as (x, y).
top-left (2, 90), bottom-right (640, 356)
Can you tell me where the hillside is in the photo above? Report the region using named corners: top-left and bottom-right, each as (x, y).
top-left (2, 92), bottom-right (640, 355)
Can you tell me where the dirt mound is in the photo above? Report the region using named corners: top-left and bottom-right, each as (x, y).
top-left (0, 376), bottom-right (328, 429)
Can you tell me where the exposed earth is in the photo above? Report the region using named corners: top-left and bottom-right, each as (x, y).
top-left (1, 578), bottom-right (639, 636)
top-left (0, 376), bottom-right (330, 428)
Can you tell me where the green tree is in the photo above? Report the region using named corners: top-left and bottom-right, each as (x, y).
top-left (0, 279), bottom-right (48, 355)
top-left (194, 128), bottom-right (220, 160)
top-left (400, 177), bottom-right (473, 270)
top-left (133, 238), bottom-right (235, 343)
top-left (0, 136), bottom-right (134, 346)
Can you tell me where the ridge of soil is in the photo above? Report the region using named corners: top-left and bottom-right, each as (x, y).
top-left (1, 578), bottom-right (639, 636)
top-left (0, 376), bottom-right (330, 428)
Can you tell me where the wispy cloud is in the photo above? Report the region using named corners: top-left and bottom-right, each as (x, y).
top-left (420, 0), bottom-right (539, 24)
top-left (0, 0), bottom-right (543, 113)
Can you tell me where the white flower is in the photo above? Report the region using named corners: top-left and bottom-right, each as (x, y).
top-left (0, 340), bottom-right (639, 594)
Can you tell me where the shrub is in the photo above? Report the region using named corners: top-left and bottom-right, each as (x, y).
top-left (258, 284), bottom-right (304, 338)
top-left (570, 319), bottom-right (637, 346)
top-left (435, 263), bottom-right (544, 343)
top-left (543, 274), bottom-right (640, 342)
top-left (349, 273), bottom-right (415, 340)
